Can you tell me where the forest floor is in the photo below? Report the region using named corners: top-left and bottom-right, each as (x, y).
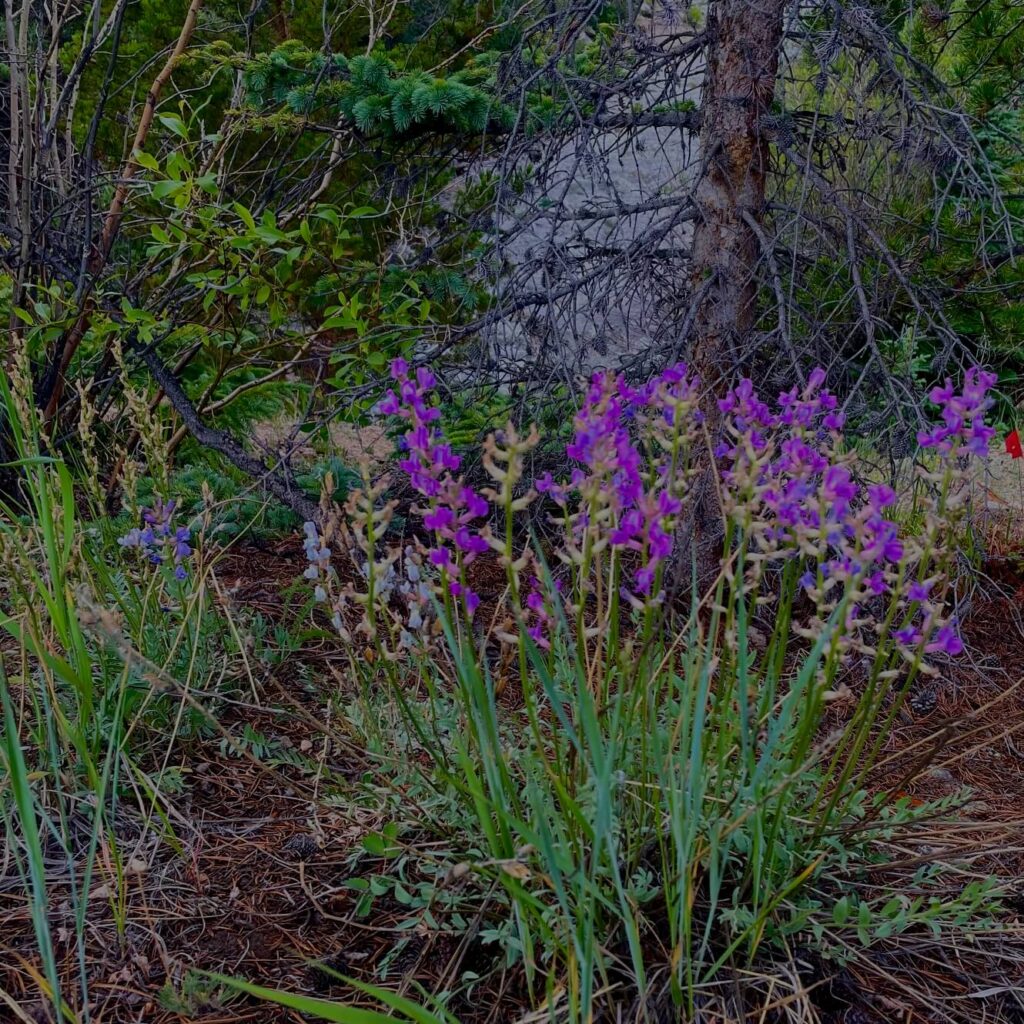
top-left (3, 464), bottom-right (1024, 1023)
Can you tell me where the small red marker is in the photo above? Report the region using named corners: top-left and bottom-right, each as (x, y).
top-left (1007, 429), bottom-right (1023, 459)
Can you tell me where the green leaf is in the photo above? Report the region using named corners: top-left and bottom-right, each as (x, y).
top-left (857, 900), bottom-right (872, 945)
top-left (832, 895), bottom-right (850, 926)
top-left (134, 149), bottom-right (160, 172)
top-left (158, 113), bottom-right (188, 139)
top-left (206, 974), bottom-right (425, 1024)
top-left (361, 829), bottom-right (401, 858)
top-left (234, 202), bottom-right (256, 232)
top-left (152, 179), bottom-right (188, 200)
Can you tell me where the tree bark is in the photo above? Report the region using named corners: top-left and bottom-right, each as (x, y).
top-left (682, 0), bottom-right (787, 587)
top-left (689, 0), bottom-right (785, 391)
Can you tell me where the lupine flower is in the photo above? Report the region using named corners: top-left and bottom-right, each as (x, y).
top-left (610, 489), bottom-right (681, 595)
top-left (717, 367), bottom-right (996, 666)
top-left (542, 362), bottom-right (700, 601)
top-left (302, 520), bottom-right (334, 601)
top-left (119, 497), bottom-right (194, 580)
top-left (926, 623), bottom-right (963, 657)
top-left (917, 367), bottom-right (997, 457)
top-left (640, 361), bottom-right (704, 429)
top-left (379, 359), bottom-right (489, 615)
top-left (566, 370), bottom-right (644, 512)
top-left (894, 625), bottom-right (921, 647)
top-left (304, 361), bottom-right (993, 677)
top-left (524, 575), bottom-right (561, 650)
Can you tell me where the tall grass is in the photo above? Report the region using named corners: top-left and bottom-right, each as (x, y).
top-left (354, 560), bottom-right (997, 1020)
top-left (0, 359), bottom-right (219, 1022)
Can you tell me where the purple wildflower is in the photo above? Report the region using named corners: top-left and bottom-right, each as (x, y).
top-left (865, 571), bottom-right (887, 596)
top-left (926, 624), bottom-right (963, 657)
top-left (380, 360), bottom-right (489, 615)
top-left (822, 465), bottom-right (858, 519)
top-left (524, 575), bottom-right (560, 651)
top-left (567, 371), bottom-right (645, 511)
top-left (894, 625), bottom-right (921, 647)
top-left (119, 497), bottom-right (195, 581)
top-left (917, 367), bottom-right (998, 458)
top-left (545, 363), bottom-right (700, 599)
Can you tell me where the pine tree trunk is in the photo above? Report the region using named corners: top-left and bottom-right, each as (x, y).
top-left (682, 0), bottom-right (786, 588)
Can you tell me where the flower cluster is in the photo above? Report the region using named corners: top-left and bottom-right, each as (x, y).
top-left (918, 367), bottom-right (997, 458)
top-left (301, 359), bottom-right (996, 674)
top-left (539, 362), bottom-right (702, 603)
top-left (118, 498), bottom-right (193, 580)
top-left (523, 571), bottom-right (564, 651)
top-left (302, 520), bottom-right (335, 602)
top-left (380, 359), bottom-right (490, 615)
top-left (300, 473), bottom-right (432, 649)
top-left (715, 367), bottom-right (996, 665)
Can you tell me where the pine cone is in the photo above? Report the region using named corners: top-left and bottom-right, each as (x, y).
top-left (909, 686), bottom-right (938, 717)
top-left (282, 833), bottom-right (320, 861)
top-left (888, 424), bottom-right (914, 460)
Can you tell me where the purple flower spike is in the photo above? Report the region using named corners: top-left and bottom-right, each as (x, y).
top-left (549, 364), bottom-right (700, 599)
top-left (566, 371), bottom-right (644, 510)
top-left (380, 360), bottom-right (490, 580)
top-left (714, 365), bottom-right (974, 675)
top-left (524, 576), bottom-right (557, 650)
top-left (119, 497), bottom-right (196, 582)
top-left (918, 367), bottom-right (997, 459)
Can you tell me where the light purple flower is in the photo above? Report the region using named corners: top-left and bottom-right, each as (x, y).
top-left (926, 624), bottom-right (963, 657)
top-left (119, 497), bottom-right (195, 581)
top-left (380, 360), bottom-right (490, 614)
top-left (524, 576), bottom-right (559, 650)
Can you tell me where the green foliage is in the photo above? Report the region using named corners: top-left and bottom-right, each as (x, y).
top-left (0, 360), bottom-right (232, 1021)
top-left (124, 455), bottom-right (360, 542)
top-left (243, 46), bottom-right (511, 137)
top-left (157, 969), bottom-right (237, 1016)
top-left (905, 1), bottom-right (1024, 393)
top-left (213, 972), bottom-right (457, 1024)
